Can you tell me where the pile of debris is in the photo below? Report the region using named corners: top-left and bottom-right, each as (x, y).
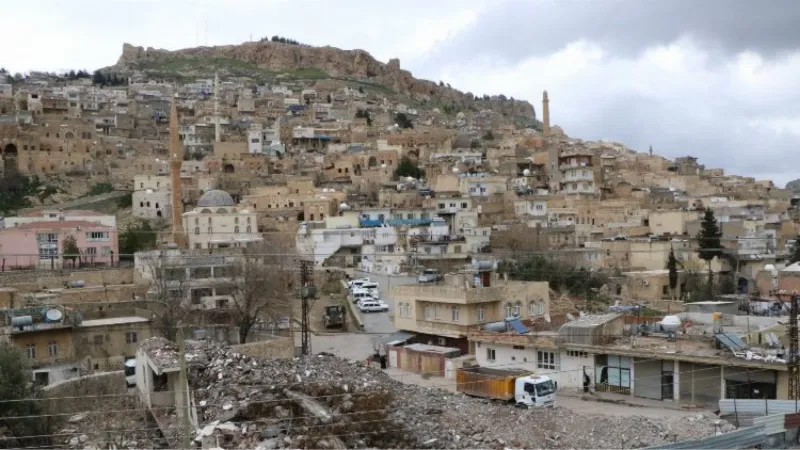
top-left (180, 340), bottom-right (731, 449)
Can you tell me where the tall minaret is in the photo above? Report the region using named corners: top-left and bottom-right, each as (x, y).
top-left (169, 96), bottom-right (185, 247)
top-left (214, 71), bottom-right (221, 142)
top-left (542, 90), bottom-right (550, 135)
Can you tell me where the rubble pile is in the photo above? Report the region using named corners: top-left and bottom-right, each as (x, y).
top-left (190, 343), bottom-right (408, 449)
top-left (188, 341), bottom-right (732, 449)
top-left (387, 383), bottom-right (733, 449)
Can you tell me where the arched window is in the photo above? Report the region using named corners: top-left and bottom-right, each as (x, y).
top-left (234, 226), bottom-right (240, 233)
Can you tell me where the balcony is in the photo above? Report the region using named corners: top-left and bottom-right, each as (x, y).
top-left (391, 285), bottom-right (504, 304)
top-left (413, 319), bottom-right (478, 337)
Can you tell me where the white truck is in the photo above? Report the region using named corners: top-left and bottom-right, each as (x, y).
top-left (456, 366), bottom-right (556, 408)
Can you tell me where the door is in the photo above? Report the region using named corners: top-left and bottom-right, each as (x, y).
top-left (661, 372), bottom-right (674, 400)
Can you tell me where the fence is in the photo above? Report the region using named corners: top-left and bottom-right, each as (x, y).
top-left (647, 425), bottom-right (765, 449)
top-left (647, 400), bottom-right (800, 449)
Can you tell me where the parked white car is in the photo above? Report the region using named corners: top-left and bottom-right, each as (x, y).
top-left (360, 282), bottom-right (380, 299)
top-left (358, 300), bottom-right (389, 313)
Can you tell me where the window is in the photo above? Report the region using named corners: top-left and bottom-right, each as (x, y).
top-left (125, 332), bottom-right (137, 344)
top-left (234, 226), bottom-right (240, 233)
top-left (85, 247), bottom-right (97, 256)
top-left (235, 217), bottom-right (239, 224)
top-left (93, 335), bottom-right (104, 346)
top-left (26, 344), bottom-right (35, 359)
top-left (246, 226), bottom-right (251, 233)
top-left (194, 227), bottom-right (200, 235)
top-left (461, 202), bottom-right (467, 208)
top-left (451, 306), bottom-right (460, 322)
top-left (486, 348), bottom-right (496, 362)
top-left (477, 306), bottom-right (485, 322)
top-left (567, 351), bottom-right (589, 358)
top-left (38, 233), bottom-right (58, 243)
top-left (48, 341), bottom-right (58, 357)
top-left (424, 305), bottom-right (433, 320)
top-left (512, 345), bottom-right (525, 350)
top-left (537, 351), bottom-right (556, 370)
top-left (102, 246), bottom-right (112, 256)
top-left (453, 245), bottom-right (462, 254)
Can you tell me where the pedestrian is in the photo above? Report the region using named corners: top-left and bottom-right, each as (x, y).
top-left (583, 370), bottom-right (591, 393)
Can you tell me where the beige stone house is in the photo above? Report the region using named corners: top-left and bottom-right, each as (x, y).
top-left (391, 268), bottom-right (549, 353)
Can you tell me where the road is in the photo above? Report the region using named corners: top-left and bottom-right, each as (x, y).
top-left (353, 271), bottom-right (416, 334)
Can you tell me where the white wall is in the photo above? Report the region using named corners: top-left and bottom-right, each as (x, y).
top-left (473, 341), bottom-right (593, 391)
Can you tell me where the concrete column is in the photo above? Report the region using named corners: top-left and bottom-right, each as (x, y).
top-left (673, 360), bottom-right (680, 402)
top-left (629, 357), bottom-right (635, 396)
top-left (720, 366), bottom-right (726, 399)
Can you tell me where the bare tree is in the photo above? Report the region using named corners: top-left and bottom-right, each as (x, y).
top-left (224, 240), bottom-right (293, 343)
top-left (142, 251), bottom-right (191, 341)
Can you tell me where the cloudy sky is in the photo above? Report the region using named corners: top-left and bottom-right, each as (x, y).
top-left (3, 0), bottom-right (799, 185)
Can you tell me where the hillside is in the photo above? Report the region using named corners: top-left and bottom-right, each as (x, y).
top-left (108, 41), bottom-right (535, 120)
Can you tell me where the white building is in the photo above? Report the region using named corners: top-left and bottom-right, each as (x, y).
top-left (133, 175), bottom-right (172, 220)
top-left (182, 190), bottom-right (261, 250)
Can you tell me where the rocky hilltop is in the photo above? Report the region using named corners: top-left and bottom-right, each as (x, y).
top-left (110, 42), bottom-right (535, 119)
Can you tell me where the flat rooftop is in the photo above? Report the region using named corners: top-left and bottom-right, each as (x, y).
top-left (80, 317), bottom-right (149, 327)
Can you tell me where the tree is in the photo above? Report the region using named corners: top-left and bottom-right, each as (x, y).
top-left (326, 93), bottom-right (332, 103)
top-left (142, 252), bottom-right (190, 342)
top-left (482, 130), bottom-right (494, 141)
top-left (667, 246), bottom-right (679, 300)
top-left (790, 236), bottom-right (800, 265)
top-left (62, 235), bottom-right (81, 268)
top-left (223, 241), bottom-right (293, 343)
top-left (394, 156), bottom-right (424, 179)
top-left (0, 344), bottom-right (53, 447)
top-left (395, 112), bottom-right (413, 129)
top-left (358, 86), bottom-right (364, 94)
top-left (118, 220), bottom-right (158, 261)
top-left (92, 70), bottom-right (106, 86)
top-left (697, 207), bottom-right (723, 298)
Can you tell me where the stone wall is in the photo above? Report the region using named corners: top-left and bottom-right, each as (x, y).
top-left (231, 336), bottom-right (294, 359)
top-left (0, 267), bottom-right (136, 291)
top-left (43, 370), bottom-right (133, 415)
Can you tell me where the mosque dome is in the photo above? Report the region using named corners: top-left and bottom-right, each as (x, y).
top-left (197, 189), bottom-right (235, 207)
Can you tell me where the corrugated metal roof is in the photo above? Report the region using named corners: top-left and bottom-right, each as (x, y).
top-left (647, 425), bottom-right (765, 449)
top-left (753, 414), bottom-right (786, 436)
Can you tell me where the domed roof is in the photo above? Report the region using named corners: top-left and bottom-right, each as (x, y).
top-left (197, 189), bottom-right (235, 208)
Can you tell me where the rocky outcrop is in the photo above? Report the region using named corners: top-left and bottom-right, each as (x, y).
top-left (111, 42), bottom-right (535, 119)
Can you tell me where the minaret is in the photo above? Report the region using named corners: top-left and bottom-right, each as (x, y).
top-left (542, 90), bottom-right (550, 135)
top-left (214, 72), bottom-right (221, 142)
top-left (169, 96), bottom-right (185, 247)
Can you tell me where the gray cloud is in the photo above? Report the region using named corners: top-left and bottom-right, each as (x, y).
top-left (420, 0), bottom-right (800, 66)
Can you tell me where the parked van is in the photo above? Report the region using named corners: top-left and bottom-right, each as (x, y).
top-left (352, 290), bottom-right (376, 303)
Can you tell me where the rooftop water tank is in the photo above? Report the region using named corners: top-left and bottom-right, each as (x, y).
top-left (660, 315), bottom-right (681, 333)
top-left (472, 259), bottom-right (497, 272)
top-left (70, 280), bottom-right (85, 288)
top-left (11, 316), bottom-right (33, 327)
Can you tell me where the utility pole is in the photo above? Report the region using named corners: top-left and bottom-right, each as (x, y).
top-left (790, 293), bottom-right (799, 400)
top-left (779, 291), bottom-right (800, 401)
top-left (177, 324), bottom-right (191, 449)
top-left (299, 259), bottom-right (315, 356)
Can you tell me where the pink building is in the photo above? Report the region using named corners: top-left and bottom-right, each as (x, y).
top-left (0, 220), bottom-right (119, 270)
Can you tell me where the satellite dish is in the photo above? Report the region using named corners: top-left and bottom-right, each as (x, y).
top-left (381, 163), bottom-right (387, 168)
top-left (339, 202), bottom-right (350, 210)
top-left (46, 309), bottom-right (63, 322)
top-left (523, 169), bottom-right (531, 176)
top-left (406, 176), bottom-right (415, 182)
top-left (452, 167), bottom-right (460, 173)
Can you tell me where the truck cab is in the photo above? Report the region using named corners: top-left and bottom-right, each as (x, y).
top-left (514, 375), bottom-right (556, 408)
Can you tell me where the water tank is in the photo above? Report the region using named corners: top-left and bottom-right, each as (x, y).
top-left (472, 259), bottom-right (497, 272)
top-left (70, 280), bottom-right (85, 288)
top-left (11, 316), bottom-right (33, 327)
top-left (522, 169), bottom-right (531, 176)
top-left (482, 321), bottom-right (507, 332)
